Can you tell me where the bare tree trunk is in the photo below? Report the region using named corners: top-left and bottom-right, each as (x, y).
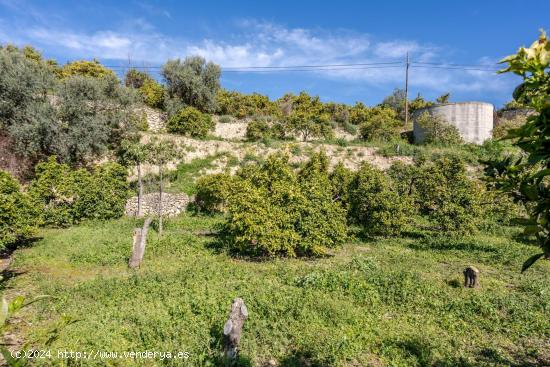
top-left (158, 163), bottom-right (163, 236)
top-left (137, 162), bottom-right (143, 218)
top-left (129, 217), bottom-right (153, 268)
top-left (223, 298), bottom-right (248, 362)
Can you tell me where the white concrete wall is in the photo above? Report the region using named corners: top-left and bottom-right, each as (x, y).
top-left (413, 102), bottom-right (494, 145)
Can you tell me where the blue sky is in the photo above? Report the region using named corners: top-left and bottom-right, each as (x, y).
top-left (1, 0), bottom-right (548, 107)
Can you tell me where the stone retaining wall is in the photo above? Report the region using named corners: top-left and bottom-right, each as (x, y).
top-left (125, 192), bottom-right (189, 217)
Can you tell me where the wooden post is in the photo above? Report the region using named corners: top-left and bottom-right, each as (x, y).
top-left (463, 266), bottom-right (479, 288)
top-left (129, 217), bottom-right (153, 269)
top-left (223, 297), bottom-right (248, 361)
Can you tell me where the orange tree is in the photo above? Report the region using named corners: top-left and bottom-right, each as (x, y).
top-left (485, 31), bottom-right (550, 271)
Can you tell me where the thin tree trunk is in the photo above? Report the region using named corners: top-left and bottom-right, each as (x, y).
top-left (129, 217), bottom-right (153, 268)
top-left (137, 163), bottom-right (143, 218)
top-left (159, 163), bottom-right (163, 236)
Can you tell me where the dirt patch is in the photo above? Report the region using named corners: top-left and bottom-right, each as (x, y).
top-left (213, 121), bottom-right (248, 140)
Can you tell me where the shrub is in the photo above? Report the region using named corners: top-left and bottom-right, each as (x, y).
top-left (139, 78), bottom-right (165, 109)
top-left (218, 115), bottom-right (233, 123)
top-left (162, 56), bottom-right (221, 113)
top-left (195, 173), bottom-right (236, 213)
top-left (492, 117), bottom-right (526, 139)
top-left (349, 102), bottom-right (371, 125)
top-left (329, 162), bottom-right (354, 210)
top-left (349, 163), bottom-right (412, 236)
top-left (221, 153), bottom-right (347, 257)
top-left (28, 157), bottom-right (129, 227)
top-left (414, 156), bottom-right (483, 234)
top-left (61, 59), bottom-right (116, 79)
top-left (245, 119), bottom-right (271, 141)
top-left (415, 112), bottom-right (463, 145)
top-left (0, 170), bottom-right (38, 249)
top-left (279, 92), bottom-right (334, 141)
top-left (166, 106), bottom-right (215, 138)
top-left (286, 113), bottom-right (333, 142)
top-left (359, 107), bottom-right (402, 141)
top-left (216, 89), bottom-right (280, 118)
top-left (124, 69), bottom-right (149, 89)
top-left (323, 102), bottom-right (350, 123)
top-left (341, 121), bottom-right (358, 135)
top-left (72, 162), bottom-right (129, 221)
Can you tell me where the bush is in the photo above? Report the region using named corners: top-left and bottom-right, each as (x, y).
top-left (413, 156), bottom-right (483, 234)
top-left (245, 119), bottom-right (271, 141)
top-left (286, 113), bottom-right (333, 142)
top-left (322, 102), bottom-right (350, 123)
top-left (349, 102), bottom-right (371, 125)
top-left (415, 112), bottom-right (463, 145)
top-left (218, 115), bottom-right (233, 123)
top-left (0, 170), bottom-right (38, 249)
top-left (349, 163), bottom-right (412, 236)
top-left (139, 78), bottom-right (165, 109)
top-left (166, 106), bottom-right (215, 138)
top-left (359, 107), bottom-right (402, 142)
top-left (61, 59), bottom-right (116, 79)
top-left (124, 69), bottom-right (149, 89)
top-left (162, 56), bottom-right (221, 113)
top-left (221, 153), bottom-right (347, 257)
top-left (341, 121), bottom-right (358, 135)
top-left (195, 173), bottom-right (236, 213)
top-left (492, 117), bottom-right (526, 139)
top-left (329, 162), bottom-right (354, 211)
top-left (28, 157), bottom-right (129, 227)
top-left (216, 89), bottom-right (280, 118)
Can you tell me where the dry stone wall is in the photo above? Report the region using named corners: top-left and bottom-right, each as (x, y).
top-left (125, 192), bottom-right (189, 217)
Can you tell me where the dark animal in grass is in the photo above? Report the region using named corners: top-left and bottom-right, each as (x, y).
top-left (463, 266), bottom-right (480, 288)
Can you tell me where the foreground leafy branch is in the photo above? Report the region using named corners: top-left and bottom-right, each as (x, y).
top-left (487, 30), bottom-right (550, 271)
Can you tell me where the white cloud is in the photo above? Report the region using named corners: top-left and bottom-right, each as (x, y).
top-left (0, 18), bottom-right (515, 96)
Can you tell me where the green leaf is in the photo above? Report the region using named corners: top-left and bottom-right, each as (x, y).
top-left (523, 225), bottom-right (541, 235)
top-left (520, 183), bottom-right (539, 200)
top-left (533, 168), bottom-right (550, 180)
top-left (8, 296), bottom-right (25, 315)
top-left (0, 346), bottom-right (20, 367)
top-left (521, 253), bottom-right (544, 273)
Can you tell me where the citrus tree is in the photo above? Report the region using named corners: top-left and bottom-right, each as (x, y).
top-left (487, 31), bottom-right (550, 271)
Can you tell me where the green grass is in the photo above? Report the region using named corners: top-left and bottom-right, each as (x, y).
top-left (5, 214), bottom-right (550, 366)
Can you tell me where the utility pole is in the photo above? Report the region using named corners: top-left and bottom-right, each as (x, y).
top-left (404, 52), bottom-right (410, 126)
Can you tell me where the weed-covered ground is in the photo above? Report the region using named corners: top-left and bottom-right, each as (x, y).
top-left (4, 214), bottom-right (550, 366)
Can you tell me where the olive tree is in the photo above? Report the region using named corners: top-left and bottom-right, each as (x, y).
top-left (162, 56), bottom-right (221, 113)
top-left (1, 47), bottom-right (140, 167)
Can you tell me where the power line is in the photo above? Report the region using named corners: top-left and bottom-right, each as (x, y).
top-left (410, 64), bottom-right (499, 72)
top-left (412, 61), bottom-right (500, 69)
top-left (106, 65), bottom-right (406, 74)
top-left (102, 61), bottom-right (404, 70)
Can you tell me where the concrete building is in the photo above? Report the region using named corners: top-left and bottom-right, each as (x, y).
top-left (413, 102), bottom-right (494, 145)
